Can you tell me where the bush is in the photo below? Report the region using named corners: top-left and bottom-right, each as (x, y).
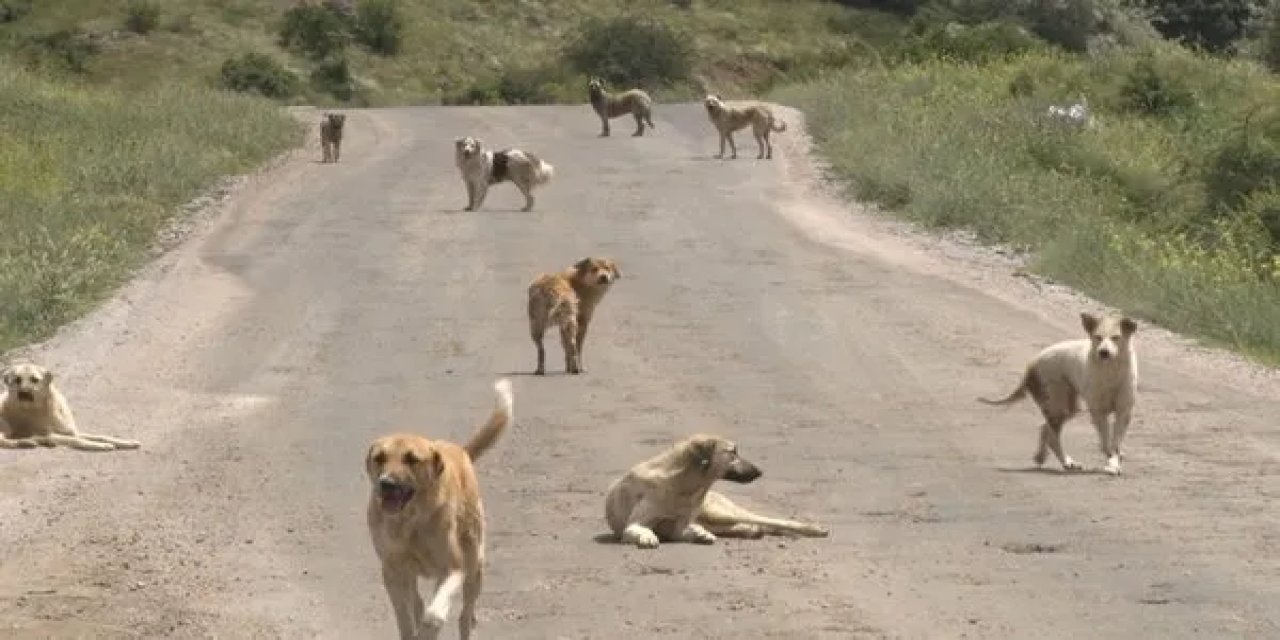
top-left (28, 29), bottom-right (100, 74)
top-left (355, 0), bottom-right (404, 56)
top-left (564, 17), bottom-right (692, 88)
top-left (311, 56), bottom-right (356, 101)
top-left (1205, 110), bottom-right (1280, 216)
top-left (124, 0), bottom-right (161, 35)
top-left (1117, 53), bottom-right (1196, 116)
top-left (220, 52), bottom-right (300, 98)
top-left (1142, 0), bottom-right (1259, 53)
top-left (904, 20), bottom-right (1042, 62)
top-left (279, 4), bottom-right (350, 60)
top-left (1263, 7), bottom-right (1280, 73)
top-left (0, 0), bottom-right (31, 23)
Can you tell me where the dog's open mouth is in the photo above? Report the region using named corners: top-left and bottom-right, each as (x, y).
top-left (378, 483), bottom-right (415, 512)
top-left (15, 391), bottom-right (34, 402)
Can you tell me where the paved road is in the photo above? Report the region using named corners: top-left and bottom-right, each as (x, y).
top-left (1, 103), bottom-right (1278, 639)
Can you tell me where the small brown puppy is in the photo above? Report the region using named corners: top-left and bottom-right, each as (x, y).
top-left (1, 362), bottom-right (141, 451)
top-left (366, 378), bottom-right (514, 640)
top-left (605, 433), bottom-right (830, 549)
top-left (703, 94), bottom-right (787, 160)
top-left (587, 77), bottom-right (656, 137)
top-left (980, 312), bottom-right (1140, 475)
top-left (526, 257), bottom-right (621, 375)
top-left (320, 112), bottom-right (346, 163)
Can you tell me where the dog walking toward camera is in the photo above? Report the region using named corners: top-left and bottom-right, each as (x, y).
top-left (526, 257), bottom-right (621, 375)
top-left (703, 94), bottom-right (787, 160)
top-left (320, 112), bottom-right (346, 163)
top-left (0, 362), bottom-right (141, 451)
top-left (454, 136), bottom-right (554, 212)
top-left (365, 378), bottom-right (514, 640)
top-left (587, 77), bottom-right (656, 137)
top-left (979, 312), bottom-right (1140, 475)
top-left (605, 433), bottom-right (830, 549)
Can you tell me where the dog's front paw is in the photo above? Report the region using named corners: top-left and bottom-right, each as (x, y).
top-left (636, 532), bottom-right (660, 549)
top-left (419, 607), bottom-right (447, 635)
top-left (683, 524), bottom-right (717, 545)
top-left (1104, 457), bottom-right (1122, 476)
top-left (1061, 457), bottom-right (1082, 472)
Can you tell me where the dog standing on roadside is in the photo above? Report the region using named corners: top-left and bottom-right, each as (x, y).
top-left (454, 136), bottom-right (555, 212)
top-left (605, 433), bottom-right (830, 549)
top-left (0, 362), bottom-right (141, 451)
top-left (526, 257), bottom-right (621, 375)
top-left (703, 94), bottom-right (787, 160)
top-left (320, 112), bottom-right (346, 163)
top-left (587, 77), bottom-right (656, 137)
top-left (365, 378), bottom-right (514, 640)
top-left (979, 312), bottom-right (1140, 475)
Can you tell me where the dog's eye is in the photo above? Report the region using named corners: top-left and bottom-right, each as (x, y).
top-left (373, 452), bottom-right (387, 465)
top-left (403, 452), bottom-right (419, 465)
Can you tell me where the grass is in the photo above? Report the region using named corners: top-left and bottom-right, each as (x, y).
top-left (0, 61), bottom-right (302, 353)
top-left (776, 44), bottom-right (1280, 362)
top-left (0, 0), bottom-right (903, 105)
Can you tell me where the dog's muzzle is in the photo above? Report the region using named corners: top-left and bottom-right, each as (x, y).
top-left (15, 390), bottom-right (34, 402)
top-left (1097, 349), bottom-right (1113, 360)
top-left (376, 476), bottom-right (415, 512)
top-left (722, 461), bottom-right (762, 484)
top-left (597, 274), bottom-right (612, 285)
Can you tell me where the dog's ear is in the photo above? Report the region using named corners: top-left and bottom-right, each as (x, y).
top-left (431, 449), bottom-right (445, 477)
top-left (573, 257), bottom-right (592, 271)
top-left (1080, 312), bottom-right (1099, 335)
top-left (364, 443), bottom-right (381, 478)
top-left (609, 261), bottom-right (622, 279)
top-left (1120, 316), bottom-right (1138, 336)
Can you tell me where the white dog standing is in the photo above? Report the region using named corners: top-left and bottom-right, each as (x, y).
top-left (454, 136), bottom-right (554, 212)
top-left (979, 312), bottom-right (1139, 475)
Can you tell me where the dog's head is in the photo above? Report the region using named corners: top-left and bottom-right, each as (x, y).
top-left (365, 434), bottom-right (443, 515)
top-left (455, 136), bottom-right (483, 160)
top-left (2, 362), bottom-right (53, 405)
top-left (683, 434), bottom-right (762, 484)
top-left (588, 77), bottom-right (605, 94)
top-left (324, 112), bottom-right (346, 131)
top-left (703, 94), bottom-right (726, 115)
top-left (571, 257), bottom-right (622, 287)
top-left (1080, 312), bottom-right (1138, 362)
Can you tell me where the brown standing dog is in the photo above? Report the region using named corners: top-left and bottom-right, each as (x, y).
top-left (365, 379), bottom-right (514, 640)
top-left (703, 94), bottom-right (787, 160)
top-left (320, 112), bottom-right (346, 163)
top-left (526, 257), bottom-right (621, 375)
top-left (587, 77), bottom-right (656, 137)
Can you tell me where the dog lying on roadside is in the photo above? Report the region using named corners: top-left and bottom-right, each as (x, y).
top-left (587, 77), bottom-right (656, 137)
top-left (703, 94), bottom-right (787, 160)
top-left (320, 112), bottom-right (346, 163)
top-left (605, 433), bottom-right (830, 549)
top-left (365, 378), bottom-right (514, 640)
top-left (979, 312), bottom-right (1139, 475)
top-left (454, 136), bottom-right (555, 212)
top-left (527, 257), bottom-right (621, 375)
top-left (0, 362), bottom-right (141, 451)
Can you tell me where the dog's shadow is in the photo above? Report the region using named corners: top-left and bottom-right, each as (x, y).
top-left (498, 370), bottom-right (579, 378)
top-left (996, 465), bottom-right (1117, 477)
top-left (592, 533), bottom-right (623, 545)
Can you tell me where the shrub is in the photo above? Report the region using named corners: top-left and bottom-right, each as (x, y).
top-left (0, 0), bottom-right (31, 23)
top-left (124, 0), bottom-right (161, 35)
top-left (1117, 53), bottom-right (1196, 116)
top-left (355, 0), bottom-right (404, 56)
top-left (1263, 7), bottom-right (1280, 73)
top-left (311, 55), bottom-right (356, 101)
top-left (1141, 0), bottom-right (1259, 53)
top-left (564, 17), bottom-right (692, 88)
top-left (279, 4), bottom-right (350, 60)
top-left (904, 20), bottom-right (1042, 62)
top-left (497, 68), bottom-right (559, 105)
top-left (220, 52), bottom-right (300, 98)
top-left (1205, 110), bottom-right (1280, 216)
top-left (28, 29), bottom-right (100, 74)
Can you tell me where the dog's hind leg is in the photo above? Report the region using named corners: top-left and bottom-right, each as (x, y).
top-left (680, 523), bottom-right (717, 545)
top-left (458, 567), bottom-right (483, 640)
top-left (0, 436), bottom-right (39, 449)
top-left (517, 182), bottom-right (535, 212)
top-left (698, 491), bottom-right (829, 538)
top-left (529, 313), bottom-right (548, 375)
top-left (1043, 419), bottom-right (1080, 471)
top-left (727, 132), bottom-right (738, 159)
top-left (632, 111), bottom-right (645, 136)
top-left (560, 317), bottom-right (581, 375)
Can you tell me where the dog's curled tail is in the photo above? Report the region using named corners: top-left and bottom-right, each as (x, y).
top-left (536, 159), bottom-right (555, 185)
top-left (977, 370), bottom-right (1031, 406)
top-left (464, 378), bottom-right (514, 461)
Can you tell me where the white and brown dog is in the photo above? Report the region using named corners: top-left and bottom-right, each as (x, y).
top-left (980, 312), bottom-right (1140, 475)
top-left (454, 136), bottom-right (554, 212)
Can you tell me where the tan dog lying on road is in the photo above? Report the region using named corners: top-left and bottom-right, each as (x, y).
top-left (365, 379), bottom-right (514, 640)
top-left (1, 362), bottom-right (141, 451)
top-left (454, 136), bottom-right (555, 212)
top-left (605, 434), bottom-right (830, 549)
top-left (588, 77), bottom-right (656, 137)
top-left (320, 112), bottom-right (346, 163)
top-left (980, 312), bottom-right (1140, 475)
top-left (703, 94), bottom-right (787, 160)
top-left (527, 257), bottom-right (621, 375)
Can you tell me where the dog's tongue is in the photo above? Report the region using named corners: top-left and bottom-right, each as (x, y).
top-left (381, 488), bottom-right (411, 511)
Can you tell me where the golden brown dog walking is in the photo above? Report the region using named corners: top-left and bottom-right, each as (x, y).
top-left (526, 257), bottom-right (621, 375)
top-left (320, 112), bottom-right (346, 163)
top-left (587, 77), bottom-right (656, 137)
top-left (703, 94), bottom-right (787, 160)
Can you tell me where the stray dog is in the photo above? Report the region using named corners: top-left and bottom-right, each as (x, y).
top-left (454, 136), bottom-right (555, 212)
top-left (979, 312), bottom-right (1139, 475)
top-left (703, 94), bottom-right (787, 160)
top-left (605, 433), bottom-right (830, 549)
top-left (320, 112), bottom-right (346, 163)
top-left (587, 77), bottom-right (656, 137)
top-left (526, 257), bottom-right (621, 375)
top-left (1046, 95), bottom-right (1092, 129)
top-left (365, 378), bottom-right (514, 640)
top-left (0, 362), bottom-right (141, 451)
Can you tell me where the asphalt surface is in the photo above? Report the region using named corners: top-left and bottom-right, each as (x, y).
top-left (1, 103), bottom-right (1278, 639)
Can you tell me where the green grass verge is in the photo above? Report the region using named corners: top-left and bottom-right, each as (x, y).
top-left (0, 61), bottom-right (303, 353)
top-left (775, 45), bottom-right (1280, 363)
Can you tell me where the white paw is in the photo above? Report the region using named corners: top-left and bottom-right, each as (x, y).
top-left (685, 526), bottom-right (717, 545)
top-left (1104, 457), bottom-right (1122, 476)
top-left (1062, 457), bottom-right (1082, 472)
top-left (635, 530), bottom-right (660, 549)
top-left (420, 607), bottom-right (447, 632)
